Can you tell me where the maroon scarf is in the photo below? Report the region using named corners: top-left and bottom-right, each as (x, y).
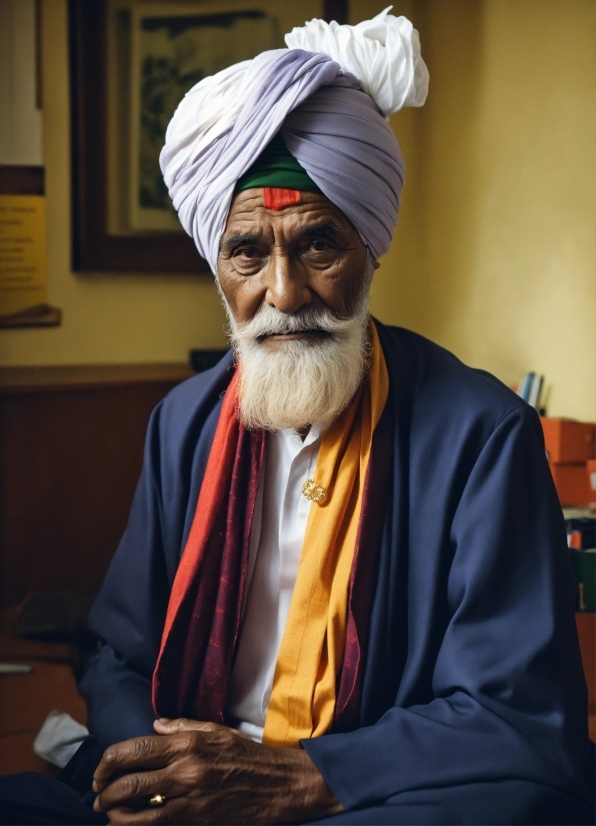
top-left (152, 368), bottom-right (391, 732)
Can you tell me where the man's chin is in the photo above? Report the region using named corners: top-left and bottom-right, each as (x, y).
top-left (236, 343), bottom-right (368, 432)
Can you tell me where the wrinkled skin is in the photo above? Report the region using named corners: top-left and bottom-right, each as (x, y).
top-left (93, 718), bottom-right (342, 824)
top-left (92, 189), bottom-right (375, 824)
top-left (218, 188), bottom-right (370, 345)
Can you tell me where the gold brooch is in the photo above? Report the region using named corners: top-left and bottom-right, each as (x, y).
top-left (302, 478), bottom-right (326, 503)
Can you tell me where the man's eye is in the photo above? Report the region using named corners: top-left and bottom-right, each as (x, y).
top-left (308, 240), bottom-right (331, 252)
top-left (236, 248), bottom-right (258, 259)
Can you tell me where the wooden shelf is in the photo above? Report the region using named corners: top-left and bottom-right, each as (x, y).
top-left (0, 363), bottom-right (194, 395)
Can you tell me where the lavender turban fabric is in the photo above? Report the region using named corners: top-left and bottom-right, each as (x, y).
top-left (160, 48), bottom-right (404, 272)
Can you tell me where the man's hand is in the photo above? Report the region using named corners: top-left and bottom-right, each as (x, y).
top-left (92, 718), bottom-right (343, 824)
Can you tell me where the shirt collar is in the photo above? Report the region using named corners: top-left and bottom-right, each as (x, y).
top-left (278, 421), bottom-right (326, 449)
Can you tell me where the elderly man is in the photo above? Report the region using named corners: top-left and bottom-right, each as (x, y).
top-left (0, 10), bottom-right (593, 826)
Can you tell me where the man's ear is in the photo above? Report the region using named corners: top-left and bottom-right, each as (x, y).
top-left (374, 260), bottom-right (380, 270)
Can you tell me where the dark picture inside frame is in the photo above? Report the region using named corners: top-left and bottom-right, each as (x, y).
top-left (130, 7), bottom-right (282, 232)
top-left (70, 0), bottom-right (347, 273)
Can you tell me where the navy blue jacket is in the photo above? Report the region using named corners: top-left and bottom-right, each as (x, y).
top-left (81, 323), bottom-right (594, 823)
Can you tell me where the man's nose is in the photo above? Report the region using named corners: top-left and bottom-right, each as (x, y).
top-left (264, 251), bottom-right (311, 314)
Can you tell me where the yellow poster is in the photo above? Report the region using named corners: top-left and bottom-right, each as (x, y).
top-left (0, 194), bottom-right (47, 318)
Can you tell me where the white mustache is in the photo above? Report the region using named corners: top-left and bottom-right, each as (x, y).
top-left (231, 305), bottom-right (356, 345)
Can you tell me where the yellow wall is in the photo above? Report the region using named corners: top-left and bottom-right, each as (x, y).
top-left (368, 0), bottom-right (596, 421)
top-left (2, 0), bottom-right (595, 423)
top-left (0, 0), bottom-right (228, 366)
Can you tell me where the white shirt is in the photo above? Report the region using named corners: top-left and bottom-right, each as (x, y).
top-left (226, 424), bottom-right (324, 742)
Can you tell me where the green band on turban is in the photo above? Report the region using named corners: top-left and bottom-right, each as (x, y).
top-left (235, 134), bottom-right (322, 194)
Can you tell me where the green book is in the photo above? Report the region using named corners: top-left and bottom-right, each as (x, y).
top-left (570, 549), bottom-right (596, 612)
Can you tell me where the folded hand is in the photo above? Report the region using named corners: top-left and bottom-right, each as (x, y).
top-left (92, 717), bottom-right (342, 824)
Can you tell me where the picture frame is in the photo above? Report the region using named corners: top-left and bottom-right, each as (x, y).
top-left (69, 0), bottom-right (348, 273)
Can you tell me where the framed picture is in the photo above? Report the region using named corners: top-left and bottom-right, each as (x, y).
top-left (69, 0), bottom-right (347, 273)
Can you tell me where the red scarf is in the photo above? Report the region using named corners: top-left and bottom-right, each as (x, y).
top-left (152, 368), bottom-right (391, 732)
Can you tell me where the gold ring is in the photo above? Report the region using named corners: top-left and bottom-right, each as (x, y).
top-left (149, 794), bottom-right (167, 807)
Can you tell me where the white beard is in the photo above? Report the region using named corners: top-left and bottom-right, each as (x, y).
top-left (220, 262), bottom-right (374, 432)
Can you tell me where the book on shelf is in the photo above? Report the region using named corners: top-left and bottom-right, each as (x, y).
top-left (517, 372), bottom-right (545, 411)
top-left (517, 373), bottom-right (534, 403)
top-left (528, 374), bottom-right (543, 409)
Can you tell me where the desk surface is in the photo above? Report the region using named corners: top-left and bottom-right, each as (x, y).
top-left (0, 603), bottom-right (87, 777)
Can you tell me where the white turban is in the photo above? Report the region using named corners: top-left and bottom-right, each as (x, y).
top-left (160, 7), bottom-right (428, 272)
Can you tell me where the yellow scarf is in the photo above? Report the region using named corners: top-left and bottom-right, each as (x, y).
top-left (263, 319), bottom-right (389, 747)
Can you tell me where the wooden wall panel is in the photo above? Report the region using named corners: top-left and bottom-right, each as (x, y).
top-left (0, 366), bottom-right (192, 608)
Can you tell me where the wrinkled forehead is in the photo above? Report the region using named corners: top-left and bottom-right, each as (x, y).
top-left (222, 188), bottom-right (360, 244)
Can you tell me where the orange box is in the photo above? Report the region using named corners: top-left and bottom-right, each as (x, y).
top-left (549, 463), bottom-right (593, 506)
top-left (541, 418), bottom-right (596, 464)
